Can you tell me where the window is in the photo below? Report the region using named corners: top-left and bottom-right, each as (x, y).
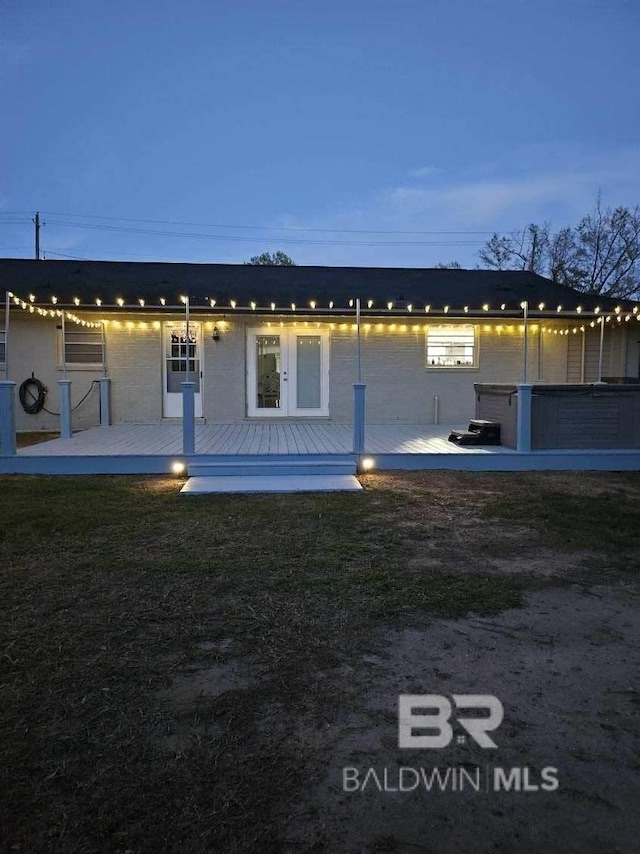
top-left (0, 329), bottom-right (5, 366)
top-left (62, 328), bottom-right (105, 367)
top-left (426, 325), bottom-right (476, 368)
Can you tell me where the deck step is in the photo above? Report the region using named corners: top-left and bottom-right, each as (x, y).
top-left (187, 459), bottom-right (357, 478)
top-left (181, 474), bottom-right (363, 494)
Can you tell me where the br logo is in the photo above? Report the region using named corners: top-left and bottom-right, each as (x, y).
top-left (398, 694), bottom-right (504, 749)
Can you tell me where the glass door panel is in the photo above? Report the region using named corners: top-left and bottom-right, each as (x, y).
top-left (256, 335), bottom-right (282, 410)
top-left (295, 336), bottom-right (322, 409)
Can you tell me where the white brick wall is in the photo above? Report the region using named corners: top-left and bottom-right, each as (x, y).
top-left (6, 313), bottom-right (102, 431)
top-left (5, 312), bottom-right (637, 429)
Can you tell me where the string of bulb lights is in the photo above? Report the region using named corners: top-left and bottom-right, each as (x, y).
top-left (6, 290), bottom-right (639, 338)
top-left (6, 290), bottom-right (637, 316)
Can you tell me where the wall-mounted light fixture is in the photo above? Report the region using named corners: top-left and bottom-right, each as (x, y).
top-left (212, 326), bottom-right (221, 341)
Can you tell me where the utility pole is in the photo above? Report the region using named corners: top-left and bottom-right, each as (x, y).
top-left (34, 211), bottom-right (41, 260)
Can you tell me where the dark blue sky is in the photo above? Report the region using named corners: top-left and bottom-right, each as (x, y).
top-left (1, 0), bottom-right (638, 266)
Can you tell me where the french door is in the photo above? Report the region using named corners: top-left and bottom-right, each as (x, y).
top-left (163, 322), bottom-right (203, 417)
top-left (247, 327), bottom-right (330, 417)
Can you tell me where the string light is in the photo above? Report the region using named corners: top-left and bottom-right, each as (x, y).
top-left (8, 291), bottom-right (103, 328)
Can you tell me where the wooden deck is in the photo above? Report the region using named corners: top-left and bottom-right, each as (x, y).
top-left (8, 421), bottom-right (640, 474)
top-left (18, 422), bottom-right (511, 457)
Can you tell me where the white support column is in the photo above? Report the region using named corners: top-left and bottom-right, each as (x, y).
top-left (4, 291), bottom-right (10, 380)
top-left (98, 377), bottom-right (111, 426)
top-left (182, 381), bottom-right (195, 455)
top-left (0, 381), bottom-right (16, 456)
top-left (516, 383), bottom-right (533, 452)
top-left (353, 382), bottom-right (366, 455)
top-left (58, 379), bottom-right (72, 440)
top-left (597, 316), bottom-right (606, 383)
top-left (521, 300), bottom-right (529, 383)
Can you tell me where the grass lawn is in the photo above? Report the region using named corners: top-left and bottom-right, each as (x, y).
top-left (0, 471), bottom-right (638, 852)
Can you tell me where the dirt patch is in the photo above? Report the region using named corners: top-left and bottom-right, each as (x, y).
top-left (283, 585), bottom-right (640, 853)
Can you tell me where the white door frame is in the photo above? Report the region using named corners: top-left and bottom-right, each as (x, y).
top-left (162, 321), bottom-right (203, 418)
top-left (246, 326), bottom-right (330, 417)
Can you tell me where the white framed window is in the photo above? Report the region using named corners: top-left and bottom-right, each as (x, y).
top-left (426, 325), bottom-right (477, 368)
top-left (60, 327), bottom-right (105, 368)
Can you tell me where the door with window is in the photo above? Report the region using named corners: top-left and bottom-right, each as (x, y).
top-left (163, 322), bottom-right (203, 417)
top-left (247, 327), bottom-right (329, 416)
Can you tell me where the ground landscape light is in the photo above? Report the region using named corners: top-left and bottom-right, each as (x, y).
top-left (171, 462), bottom-right (186, 475)
top-left (361, 458), bottom-right (375, 471)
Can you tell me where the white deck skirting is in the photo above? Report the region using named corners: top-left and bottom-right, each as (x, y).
top-left (18, 422), bottom-right (511, 457)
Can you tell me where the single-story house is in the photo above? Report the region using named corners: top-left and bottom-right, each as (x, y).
top-left (1, 259), bottom-right (638, 435)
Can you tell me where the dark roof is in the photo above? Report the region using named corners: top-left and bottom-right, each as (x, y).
top-left (0, 258), bottom-right (633, 315)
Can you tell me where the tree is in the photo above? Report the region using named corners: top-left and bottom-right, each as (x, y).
top-left (244, 251), bottom-right (296, 266)
top-left (479, 223), bottom-right (550, 273)
top-left (478, 197), bottom-right (640, 299)
top-left (435, 261), bottom-right (462, 269)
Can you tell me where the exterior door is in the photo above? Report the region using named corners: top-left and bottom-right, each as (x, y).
top-left (163, 322), bottom-right (203, 417)
top-left (247, 327), bottom-right (329, 417)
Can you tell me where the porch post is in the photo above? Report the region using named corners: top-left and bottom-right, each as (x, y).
top-left (58, 379), bottom-right (72, 440)
top-left (597, 316), bottom-right (606, 383)
top-left (4, 291), bottom-right (11, 380)
top-left (516, 383), bottom-right (532, 452)
top-left (521, 301), bottom-right (529, 383)
top-left (182, 381), bottom-right (195, 455)
top-left (0, 381), bottom-right (16, 456)
top-left (353, 382), bottom-right (366, 455)
top-left (98, 377), bottom-right (111, 426)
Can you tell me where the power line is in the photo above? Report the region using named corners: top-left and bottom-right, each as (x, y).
top-left (44, 219), bottom-right (487, 247)
top-left (41, 210), bottom-right (506, 236)
top-left (44, 248), bottom-right (245, 262)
